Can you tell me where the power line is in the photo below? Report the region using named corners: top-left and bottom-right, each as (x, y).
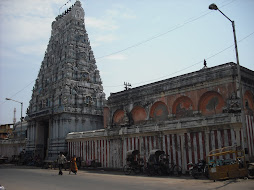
top-left (3, 30), bottom-right (251, 102)
top-left (96, 0), bottom-right (237, 60)
top-left (96, 13), bottom-right (211, 60)
top-left (1, 80), bottom-right (35, 105)
top-left (104, 31), bottom-right (254, 88)
top-left (0, 0), bottom-right (241, 101)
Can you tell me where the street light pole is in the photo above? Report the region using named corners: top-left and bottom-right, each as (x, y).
top-left (6, 98), bottom-right (23, 139)
top-left (209, 4), bottom-right (248, 157)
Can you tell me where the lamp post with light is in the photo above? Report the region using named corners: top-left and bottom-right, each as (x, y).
top-left (209, 3), bottom-right (248, 157)
top-left (6, 98), bottom-right (23, 139)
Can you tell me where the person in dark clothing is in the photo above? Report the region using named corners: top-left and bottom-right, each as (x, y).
top-left (57, 152), bottom-right (66, 175)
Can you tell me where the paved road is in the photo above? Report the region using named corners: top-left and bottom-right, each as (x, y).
top-left (0, 165), bottom-right (253, 190)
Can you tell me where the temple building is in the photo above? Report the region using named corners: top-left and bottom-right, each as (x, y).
top-left (26, 1), bottom-right (105, 159)
top-left (22, 0), bottom-right (254, 172)
top-left (67, 62), bottom-right (254, 172)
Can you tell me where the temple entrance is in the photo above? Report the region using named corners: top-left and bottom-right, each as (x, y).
top-left (43, 121), bottom-right (49, 159)
top-left (36, 120), bottom-right (49, 159)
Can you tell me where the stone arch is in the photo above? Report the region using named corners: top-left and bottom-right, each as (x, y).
top-left (172, 96), bottom-right (194, 118)
top-left (131, 106), bottom-right (147, 124)
top-left (198, 91), bottom-right (225, 115)
top-left (244, 90), bottom-right (254, 111)
top-left (150, 101), bottom-right (168, 121)
top-left (112, 109), bottom-right (125, 125)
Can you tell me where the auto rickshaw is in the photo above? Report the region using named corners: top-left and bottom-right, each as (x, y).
top-left (207, 146), bottom-right (248, 181)
top-left (146, 149), bottom-right (182, 176)
top-left (123, 150), bottom-right (144, 175)
top-left (145, 149), bottom-right (176, 176)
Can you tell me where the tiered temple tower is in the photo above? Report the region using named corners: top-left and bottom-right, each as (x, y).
top-left (26, 1), bottom-right (105, 159)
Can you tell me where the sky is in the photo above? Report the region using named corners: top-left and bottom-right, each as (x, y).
top-left (0, 0), bottom-right (254, 124)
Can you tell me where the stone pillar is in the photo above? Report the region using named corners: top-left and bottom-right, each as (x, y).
top-left (234, 127), bottom-right (241, 147)
top-left (122, 137), bottom-right (126, 166)
top-left (31, 125), bottom-right (33, 141)
top-left (35, 122), bottom-right (38, 145)
top-left (158, 132), bottom-right (163, 150)
top-left (34, 122), bottom-right (39, 154)
top-left (179, 133), bottom-right (186, 173)
top-left (205, 129), bottom-right (210, 157)
top-left (48, 119), bottom-right (53, 157)
top-left (32, 125), bottom-right (34, 141)
top-left (27, 126), bottom-right (30, 142)
top-left (55, 124), bottom-right (59, 139)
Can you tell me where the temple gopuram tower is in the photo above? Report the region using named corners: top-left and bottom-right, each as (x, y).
top-left (26, 0), bottom-right (105, 159)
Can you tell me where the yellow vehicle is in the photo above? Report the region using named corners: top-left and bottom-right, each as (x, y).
top-left (207, 146), bottom-right (248, 181)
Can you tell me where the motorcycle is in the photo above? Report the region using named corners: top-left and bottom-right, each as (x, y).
top-left (187, 159), bottom-right (208, 179)
top-left (187, 162), bottom-right (194, 175)
top-left (248, 162), bottom-right (254, 179)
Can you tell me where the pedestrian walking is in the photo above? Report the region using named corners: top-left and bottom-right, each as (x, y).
top-left (69, 155), bottom-right (78, 175)
top-left (57, 152), bottom-right (66, 175)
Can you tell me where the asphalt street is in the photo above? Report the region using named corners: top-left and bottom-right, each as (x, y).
top-left (0, 165), bottom-right (253, 190)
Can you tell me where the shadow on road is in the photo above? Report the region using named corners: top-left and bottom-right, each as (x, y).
top-left (1, 164), bottom-right (251, 187)
top-left (213, 179), bottom-right (246, 189)
top-left (0, 164), bottom-right (194, 179)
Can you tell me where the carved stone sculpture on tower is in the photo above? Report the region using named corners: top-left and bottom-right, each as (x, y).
top-left (26, 0), bottom-right (105, 160)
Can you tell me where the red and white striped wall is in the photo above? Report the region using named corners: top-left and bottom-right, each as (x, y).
top-left (68, 139), bottom-right (110, 168)
top-left (122, 128), bottom-right (240, 172)
top-left (246, 115), bottom-right (254, 157)
top-left (67, 115), bottom-right (254, 172)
